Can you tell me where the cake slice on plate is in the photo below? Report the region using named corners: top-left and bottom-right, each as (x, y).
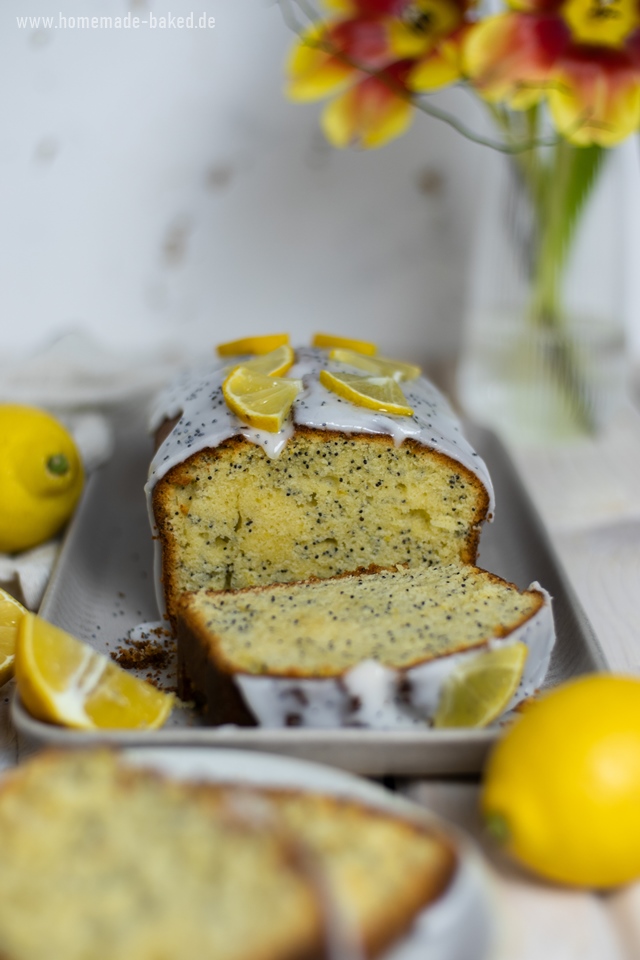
top-left (177, 563), bottom-right (555, 729)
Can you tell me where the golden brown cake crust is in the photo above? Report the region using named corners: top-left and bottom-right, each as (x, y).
top-left (227, 786), bottom-right (458, 960)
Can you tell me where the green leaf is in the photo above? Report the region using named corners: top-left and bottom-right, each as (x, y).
top-left (548, 142), bottom-right (605, 278)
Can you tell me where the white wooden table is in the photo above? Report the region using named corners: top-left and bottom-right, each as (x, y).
top-left (402, 401), bottom-right (640, 960)
top-left (2, 401), bottom-right (640, 959)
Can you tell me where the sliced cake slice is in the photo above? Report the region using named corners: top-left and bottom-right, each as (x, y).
top-left (0, 750), bottom-right (327, 960)
top-left (268, 789), bottom-right (456, 958)
top-left (0, 750), bottom-right (459, 960)
top-left (177, 562), bottom-right (555, 728)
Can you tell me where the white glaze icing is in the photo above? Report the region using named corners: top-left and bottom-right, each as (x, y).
top-left (146, 347), bottom-right (495, 516)
top-left (234, 585), bottom-right (555, 729)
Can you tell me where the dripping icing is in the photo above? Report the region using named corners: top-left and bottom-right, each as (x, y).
top-left (146, 347), bottom-right (495, 516)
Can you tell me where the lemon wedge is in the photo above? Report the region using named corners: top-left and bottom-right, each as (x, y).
top-left (312, 333), bottom-right (377, 356)
top-left (15, 613), bottom-right (174, 730)
top-left (217, 334), bottom-right (290, 357)
top-left (227, 345), bottom-right (295, 378)
top-left (319, 370), bottom-right (414, 416)
top-left (222, 367), bottom-right (303, 433)
top-left (433, 642), bottom-right (528, 729)
top-left (0, 588), bottom-right (27, 687)
top-left (329, 348), bottom-right (421, 381)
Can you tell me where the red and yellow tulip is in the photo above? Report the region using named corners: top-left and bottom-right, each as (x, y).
top-left (464, 0), bottom-right (640, 145)
top-left (286, 0), bottom-right (474, 148)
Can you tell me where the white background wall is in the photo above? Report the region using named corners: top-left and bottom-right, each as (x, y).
top-left (1, 0), bottom-right (638, 373)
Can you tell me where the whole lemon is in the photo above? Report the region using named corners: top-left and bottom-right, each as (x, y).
top-left (0, 405), bottom-right (84, 554)
top-left (481, 674), bottom-right (640, 888)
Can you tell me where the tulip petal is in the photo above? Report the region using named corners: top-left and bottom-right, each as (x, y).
top-left (409, 31), bottom-right (466, 90)
top-left (323, 0), bottom-right (359, 11)
top-left (549, 54), bottom-right (640, 145)
top-left (464, 13), bottom-right (569, 108)
top-left (387, 18), bottom-right (436, 58)
top-left (324, 0), bottom-right (408, 14)
top-left (286, 19), bottom-right (392, 102)
top-left (321, 70), bottom-right (414, 147)
top-left (287, 26), bottom-right (354, 101)
top-left (507, 0), bottom-right (562, 13)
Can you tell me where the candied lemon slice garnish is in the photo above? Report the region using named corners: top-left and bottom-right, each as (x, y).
top-left (312, 333), bottom-right (377, 356)
top-left (319, 370), bottom-right (413, 416)
top-left (15, 613), bottom-right (174, 730)
top-left (329, 348), bottom-right (421, 382)
top-left (222, 367), bottom-right (303, 433)
top-left (217, 334), bottom-right (290, 357)
top-left (0, 588), bottom-right (27, 688)
top-left (227, 345), bottom-right (295, 378)
top-left (433, 642), bottom-right (528, 729)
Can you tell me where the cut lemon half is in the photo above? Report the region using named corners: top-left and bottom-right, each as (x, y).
top-left (227, 345), bottom-right (295, 378)
top-left (312, 333), bottom-right (377, 356)
top-left (217, 333), bottom-right (290, 357)
top-left (15, 613), bottom-right (174, 730)
top-left (433, 642), bottom-right (528, 729)
top-left (320, 370), bottom-right (413, 416)
top-left (222, 367), bottom-right (303, 433)
top-left (329, 348), bottom-right (421, 381)
top-left (0, 588), bottom-right (27, 687)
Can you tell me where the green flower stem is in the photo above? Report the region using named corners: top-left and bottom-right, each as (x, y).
top-left (487, 106), bottom-right (606, 434)
top-left (528, 141), bottom-right (606, 433)
top-left (529, 138), bottom-right (572, 330)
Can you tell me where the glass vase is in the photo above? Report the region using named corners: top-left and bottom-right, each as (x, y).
top-left (457, 144), bottom-right (628, 446)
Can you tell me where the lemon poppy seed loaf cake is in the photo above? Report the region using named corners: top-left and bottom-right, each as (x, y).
top-left (147, 346), bottom-right (494, 629)
top-left (0, 750), bottom-right (456, 960)
top-left (177, 563), bottom-right (555, 728)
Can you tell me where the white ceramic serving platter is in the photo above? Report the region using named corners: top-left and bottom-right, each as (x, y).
top-left (114, 746), bottom-right (497, 960)
top-left (12, 410), bottom-right (608, 774)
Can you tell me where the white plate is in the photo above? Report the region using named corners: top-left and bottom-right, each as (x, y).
top-left (119, 746), bottom-right (497, 960)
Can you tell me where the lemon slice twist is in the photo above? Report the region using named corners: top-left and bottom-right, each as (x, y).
top-left (217, 333), bottom-right (290, 357)
top-left (226, 345), bottom-right (295, 378)
top-left (15, 613), bottom-right (174, 730)
top-left (320, 370), bottom-right (414, 417)
top-left (312, 333), bottom-right (378, 356)
top-left (433, 642), bottom-right (528, 728)
top-left (329, 348), bottom-right (421, 382)
top-left (222, 367), bottom-right (303, 433)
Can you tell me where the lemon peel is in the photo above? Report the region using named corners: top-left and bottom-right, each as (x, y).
top-left (217, 334), bottom-right (290, 357)
top-left (15, 613), bottom-right (174, 730)
top-left (227, 345), bottom-right (295, 378)
top-left (312, 333), bottom-right (377, 356)
top-left (433, 642), bottom-right (528, 728)
top-left (222, 367), bottom-right (303, 433)
top-left (319, 370), bottom-right (414, 416)
top-left (0, 588), bottom-right (27, 687)
top-left (329, 348), bottom-right (421, 381)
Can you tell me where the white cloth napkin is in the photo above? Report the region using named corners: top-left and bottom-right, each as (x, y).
top-left (0, 328), bottom-right (187, 408)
